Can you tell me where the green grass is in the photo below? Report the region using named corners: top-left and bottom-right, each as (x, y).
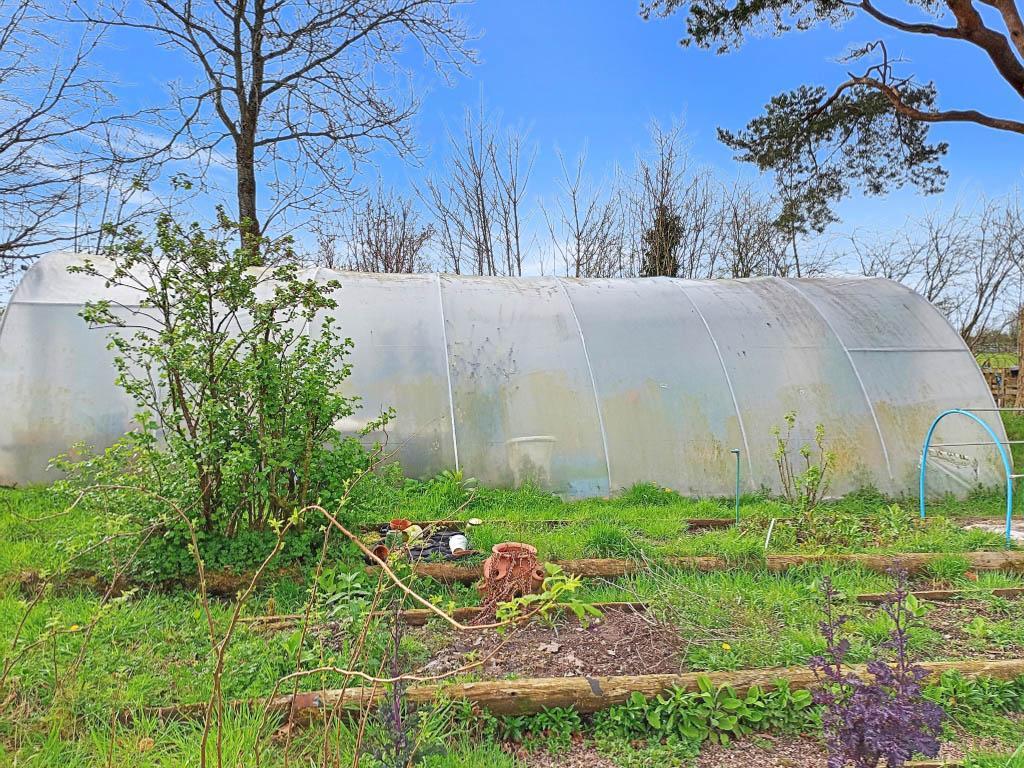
top-left (4, 475), bottom-right (1024, 766)
top-left (965, 751), bottom-right (1024, 768)
top-left (1004, 409), bottom-right (1024, 470)
top-left (350, 480), bottom-right (1013, 564)
top-left (0, 487), bottom-right (104, 577)
top-left (6, 481), bottom-right (1014, 585)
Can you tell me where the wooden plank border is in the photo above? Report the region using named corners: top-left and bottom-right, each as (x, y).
top-left (141, 658), bottom-right (1024, 721)
top-left (372, 551), bottom-right (1024, 584)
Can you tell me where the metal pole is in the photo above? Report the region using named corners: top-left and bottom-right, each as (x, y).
top-left (730, 448), bottom-right (741, 526)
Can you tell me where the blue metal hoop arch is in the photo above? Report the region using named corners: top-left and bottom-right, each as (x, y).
top-left (919, 408), bottom-right (1013, 547)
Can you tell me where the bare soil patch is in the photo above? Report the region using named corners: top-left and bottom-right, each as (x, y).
top-left (518, 737), bottom-right (828, 768)
top-left (417, 607), bottom-right (685, 678)
top-left (518, 724), bottom-right (1019, 768)
top-left (920, 598), bottom-right (1024, 661)
top-left (694, 734), bottom-right (827, 768)
top-left (517, 741), bottom-right (619, 768)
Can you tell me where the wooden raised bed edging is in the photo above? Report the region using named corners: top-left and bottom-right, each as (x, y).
top-left (394, 601), bottom-right (647, 626)
top-left (142, 658), bottom-right (1024, 722)
top-left (243, 586), bottom-right (1024, 631)
top-left (358, 517), bottom-right (733, 532)
top-left (240, 601), bottom-right (648, 631)
top-left (9, 565), bottom-right (302, 598)
top-left (397, 587), bottom-right (1024, 622)
top-left (857, 587), bottom-right (1024, 604)
top-left (370, 551), bottom-right (1024, 584)
top-left (22, 552), bottom-right (1024, 600)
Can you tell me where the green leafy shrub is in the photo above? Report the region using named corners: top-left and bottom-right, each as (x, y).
top-left (926, 672), bottom-right (1024, 719)
top-left (54, 214), bottom-right (387, 577)
top-left (754, 680), bottom-right (820, 734)
top-left (496, 563), bottom-right (602, 627)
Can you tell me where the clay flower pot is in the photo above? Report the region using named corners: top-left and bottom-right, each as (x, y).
top-left (480, 542), bottom-right (545, 598)
top-left (389, 518), bottom-right (411, 531)
top-left (371, 544), bottom-right (390, 562)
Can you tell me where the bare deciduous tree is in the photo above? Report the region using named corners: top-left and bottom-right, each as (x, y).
top-left (542, 151), bottom-right (626, 278)
top-left (421, 107), bottom-right (497, 275)
top-left (78, 0), bottom-right (474, 248)
top-left (909, 206), bottom-right (974, 305)
top-left (850, 230), bottom-right (916, 284)
top-left (315, 187), bottom-right (432, 273)
top-left (854, 194), bottom-right (1024, 349)
top-left (0, 1), bottom-right (151, 278)
top-left (630, 122), bottom-right (687, 277)
top-left (492, 127), bottom-right (536, 277)
top-left (628, 121), bottom-right (720, 279)
top-left (946, 199), bottom-right (1021, 345)
top-left (420, 106), bottom-right (535, 275)
top-left (716, 181), bottom-right (786, 278)
top-left (673, 170), bottom-right (721, 279)
top-left (850, 209), bottom-right (972, 300)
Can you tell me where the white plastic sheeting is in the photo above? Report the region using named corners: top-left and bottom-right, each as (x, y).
top-left (0, 251), bottom-right (1007, 496)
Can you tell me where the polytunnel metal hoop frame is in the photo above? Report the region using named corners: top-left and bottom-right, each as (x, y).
top-left (777, 279), bottom-right (894, 482)
top-left (918, 408), bottom-right (1015, 547)
top-left (435, 273), bottom-right (460, 472)
top-left (557, 277), bottom-right (613, 493)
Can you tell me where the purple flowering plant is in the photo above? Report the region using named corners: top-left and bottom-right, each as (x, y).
top-left (809, 571), bottom-right (945, 768)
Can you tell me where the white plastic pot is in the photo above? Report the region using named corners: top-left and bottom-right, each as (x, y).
top-left (505, 435), bottom-right (557, 488)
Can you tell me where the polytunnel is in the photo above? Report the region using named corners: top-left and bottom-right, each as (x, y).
top-left (0, 251), bottom-right (1008, 497)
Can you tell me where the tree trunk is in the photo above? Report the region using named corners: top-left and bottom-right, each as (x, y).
top-left (236, 133), bottom-right (261, 255)
top-left (791, 229), bottom-right (802, 278)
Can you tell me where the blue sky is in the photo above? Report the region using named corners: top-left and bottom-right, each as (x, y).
top-left (97, 0), bottom-right (1024, 253)
top-left (402, 0), bottom-right (1023, 232)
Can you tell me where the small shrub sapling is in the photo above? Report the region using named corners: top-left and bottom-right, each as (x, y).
top-left (810, 573), bottom-right (944, 768)
top-left (772, 411), bottom-right (835, 538)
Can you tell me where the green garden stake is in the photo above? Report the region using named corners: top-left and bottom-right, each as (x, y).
top-left (730, 448), bottom-right (741, 526)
